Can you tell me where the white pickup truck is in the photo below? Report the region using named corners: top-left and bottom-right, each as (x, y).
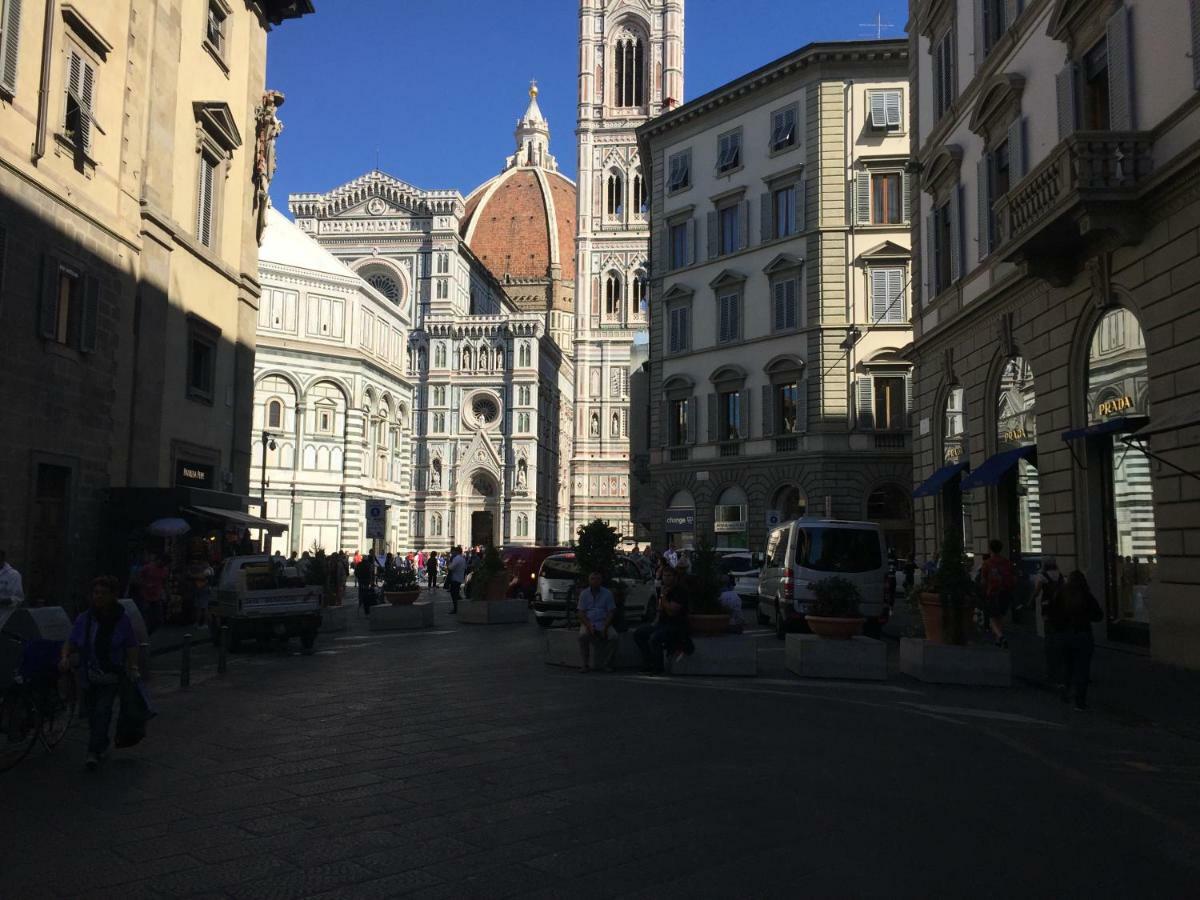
top-left (211, 556), bottom-right (322, 652)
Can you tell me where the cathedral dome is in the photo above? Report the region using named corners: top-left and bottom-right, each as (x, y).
top-left (460, 83), bottom-right (577, 283)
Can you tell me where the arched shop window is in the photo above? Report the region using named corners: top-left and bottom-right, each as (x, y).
top-left (771, 484), bottom-right (806, 523)
top-left (943, 386), bottom-right (973, 552)
top-left (714, 486), bottom-right (749, 550)
top-left (1083, 307), bottom-right (1155, 641)
top-left (665, 489), bottom-right (696, 551)
top-left (986, 356), bottom-right (1041, 560)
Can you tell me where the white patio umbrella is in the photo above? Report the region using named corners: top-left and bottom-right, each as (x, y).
top-left (148, 517), bottom-right (191, 538)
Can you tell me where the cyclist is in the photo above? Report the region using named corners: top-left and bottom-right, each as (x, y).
top-left (59, 576), bottom-right (141, 771)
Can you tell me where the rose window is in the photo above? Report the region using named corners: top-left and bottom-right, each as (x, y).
top-left (472, 397), bottom-right (499, 425)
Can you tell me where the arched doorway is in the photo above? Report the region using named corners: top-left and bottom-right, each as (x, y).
top-left (942, 386), bottom-right (973, 552)
top-left (665, 489), bottom-right (696, 550)
top-left (714, 486), bottom-right (749, 549)
top-left (866, 484), bottom-right (913, 559)
top-left (467, 471), bottom-right (500, 548)
top-left (771, 484), bottom-right (807, 523)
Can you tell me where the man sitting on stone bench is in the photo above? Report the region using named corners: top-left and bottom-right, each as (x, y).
top-left (635, 566), bottom-right (690, 675)
top-left (577, 570), bottom-right (616, 673)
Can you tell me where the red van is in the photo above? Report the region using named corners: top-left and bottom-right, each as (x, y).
top-left (502, 546), bottom-right (570, 601)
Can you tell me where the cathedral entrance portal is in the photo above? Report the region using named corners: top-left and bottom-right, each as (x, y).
top-left (471, 512), bottom-right (495, 549)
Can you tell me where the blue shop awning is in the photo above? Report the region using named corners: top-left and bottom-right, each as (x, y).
top-left (1062, 415), bottom-right (1149, 441)
top-left (912, 461), bottom-right (969, 498)
top-left (960, 445), bottom-right (1036, 492)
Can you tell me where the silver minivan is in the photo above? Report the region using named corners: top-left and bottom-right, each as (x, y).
top-left (756, 518), bottom-right (890, 638)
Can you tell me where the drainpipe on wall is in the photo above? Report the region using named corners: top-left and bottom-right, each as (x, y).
top-left (31, 0), bottom-right (56, 162)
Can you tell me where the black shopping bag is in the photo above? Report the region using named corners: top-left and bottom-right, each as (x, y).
top-left (114, 678), bottom-right (157, 749)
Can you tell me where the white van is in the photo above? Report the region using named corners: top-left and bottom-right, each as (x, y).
top-left (756, 518), bottom-right (890, 638)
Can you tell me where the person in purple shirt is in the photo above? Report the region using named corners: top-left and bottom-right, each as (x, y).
top-left (60, 576), bottom-right (141, 770)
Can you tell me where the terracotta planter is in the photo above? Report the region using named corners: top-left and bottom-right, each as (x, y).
top-left (386, 590), bottom-right (420, 607)
top-left (804, 615), bottom-right (865, 640)
top-left (687, 613), bottom-right (731, 635)
top-left (919, 593), bottom-right (969, 645)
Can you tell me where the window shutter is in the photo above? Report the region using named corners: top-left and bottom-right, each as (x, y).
top-left (869, 91), bottom-right (886, 127)
top-left (1056, 64), bottom-right (1078, 140)
top-left (39, 253), bottom-right (59, 339)
top-left (870, 269), bottom-right (888, 322)
top-left (974, 0), bottom-right (986, 70)
top-left (854, 172), bottom-right (871, 225)
top-left (761, 384), bottom-right (774, 436)
top-left (773, 282), bottom-right (785, 330)
top-left (887, 269), bottom-right (905, 322)
top-left (1106, 6), bottom-right (1134, 131)
top-left (949, 185), bottom-right (963, 283)
top-left (738, 390), bottom-right (751, 440)
top-left (902, 170), bottom-right (912, 222)
top-left (977, 155), bottom-right (991, 261)
top-left (80, 273), bottom-right (99, 352)
top-left (79, 60), bottom-right (95, 155)
top-left (923, 212), bottom-right (933, 301)
top-left (858, 377), bottom-right (875, 430)
top-left (885, 91), bottom-right (902, 129)
top-left (685, 218), bottom-right (696, 266)
top-left (1005, 0), bottom-right (1020, 31)
top-left (738, 200), bottom-right (750, 250)
top-left (1192, 0), bottom-right (1200, 89)
top-left (706, 210), bottom-right (718, 259)
top-left (66, 50), bottom-right (82, 110)
top-left (0, 0), bottom-right (22, 94)
top-left (798, 178), bottom-right (807, 231)
top-left (1008, 117), bottom-right (1026, 180)
top-left (687, 397), bottom-right (698, 444)
top-left (707, 393), bottom-right (718, 442)
top-left (761, 192), bottom-right (773, 242)
top-left (197, 157), bottom-right (215, 247)
top-left (905, 372), bottom-right (915, 425)
top-left (797, 380), bottom-right (808, 433)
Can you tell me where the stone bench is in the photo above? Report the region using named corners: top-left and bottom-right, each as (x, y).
top-left (543, 629), bottom-right (643, 669)
top-left (369, 601), bottom-right (435, 632)
top-left (319, 605), bottom-right (349, 633)
top-left (899, 638), bottom-right (1012, 686)
top-left (667, 635), bottom-right (758, 676)
top-left (458, 599), bottom-right (528, 625)
top-left (786, 634), bottom-right (888, 681)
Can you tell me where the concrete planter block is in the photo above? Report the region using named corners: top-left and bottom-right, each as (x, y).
top-left (543, 629), bottom-right (642, 669)
top-left (319, 605), bottom-right (349, 633)
top-left (899, 637), bottom-right (1012, 686)
top-left (786, 634), bottom-right (887, 681)
top-left (369, 601), bottom-right (435, 632)
top-left (458, 599), bottom-right (528, 625)
top-left (667, 636), bottom-right (757, 677)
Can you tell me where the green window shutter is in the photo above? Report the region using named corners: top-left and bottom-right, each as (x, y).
top-left (685, 218), bottom-right (696, 266)
top-left (773, 281), bottom-right (785, 330)
top-left (1106, 6), bottom-right (1134, 131)
top-left (707, 393), bottom-right (718, 443)
top-left (857, 377), bottom-right (875, 430)
top-left (706, 210), bottom-right (718, 260)
top-left (761, 384), bottom-right (774, 437)
top-left (0, 0), bottom-right (22, 94)
top-left (738, 390), bottom-right (751, 440)
top-left (738, 200), bottom-right (750, 251)
top-left (923, 212), bottom-right (934, 300)
top-left (1056, 64), bottom-right (1078, 140)
top-left (80, 59), bottom-right (95, 155)
top-left (80, 273), bottom-right (99, 352)
top-left (39, 253), bottom-right (59, 339)
top-left (854, 172), bottom-right (871, 225)
top-left (977, 155), bottom-right (991, 261)
top-left (760, 191), bottom-right (773, 242)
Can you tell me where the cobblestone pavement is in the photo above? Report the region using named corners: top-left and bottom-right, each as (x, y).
top-left (4, 593), bottom-right (1200, 898)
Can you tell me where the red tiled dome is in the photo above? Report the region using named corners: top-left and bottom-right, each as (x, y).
top-left (461, 168), bottom-right (577, 283)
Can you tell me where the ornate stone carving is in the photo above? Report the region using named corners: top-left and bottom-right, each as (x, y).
top-left (1086, 251), bottom-right (1114, 313)
top-left (253, 90), bottom-right (286, 244)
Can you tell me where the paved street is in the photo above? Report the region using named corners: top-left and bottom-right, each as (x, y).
top-left (4, 594), bottom-right (1200, 898)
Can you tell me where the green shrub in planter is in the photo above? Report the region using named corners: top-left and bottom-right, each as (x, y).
top-left (809, 577), bottom-right (863, 618)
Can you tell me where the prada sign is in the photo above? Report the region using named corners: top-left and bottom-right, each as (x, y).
top-left (1096, 395), bottom-right (1134, 418)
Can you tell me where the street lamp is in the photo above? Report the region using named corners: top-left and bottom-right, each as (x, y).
top-left (261, 430), bottom-right (277, 554)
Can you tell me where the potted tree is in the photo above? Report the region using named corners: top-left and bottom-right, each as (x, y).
top-left (805, 577), bottom-right (865, 639)
top-left (382, 565), bottom-right (420, 606)
top-left (918, 529), bottom-right (976, 645)
top-left (687, 541), bottom-right (730, 635)
top-left (469, 545), bottom-right (509, 601)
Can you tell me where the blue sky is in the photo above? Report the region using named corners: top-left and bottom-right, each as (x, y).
top-left (266, 0), bottom-right (908, 209)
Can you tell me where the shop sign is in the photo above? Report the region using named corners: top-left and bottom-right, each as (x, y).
top-left (664, 508), bottom-right (695, 533)
top-left (1096, 395), bottom-right (1134, 419)
top-left (714, 520), bottom-right (746, 533)
top-left (713, 504), bottom-right (746, 534)
top-left (944, 443), bottom-right (963, 464)
top-left (175, 460), bottom-right (214, 488)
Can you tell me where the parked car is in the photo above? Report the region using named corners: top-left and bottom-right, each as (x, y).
top-left (620, 553), bottom-right (654, 582)
top-left (716, 549), bottom-right (764, 605)
top-left (501, 546), bottom-right (570, 601)
top-left (756, 519), bottom-right (890, 639)
top-left (532, 553), bottom-right (656, 629)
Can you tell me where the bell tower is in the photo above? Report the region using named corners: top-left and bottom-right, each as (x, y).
top-left (572, 0), bottom-right (684, 540)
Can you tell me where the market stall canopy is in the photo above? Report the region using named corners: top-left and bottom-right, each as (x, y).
top-left (912, 461), bottom-right (969, 498)
top-left (186, 506), bottom-right (287, 536)
top-left (960, 446), bottom-right (1036, 492)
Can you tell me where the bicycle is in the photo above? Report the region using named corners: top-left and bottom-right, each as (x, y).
top-left (0, 634), bottom-right (78, 773)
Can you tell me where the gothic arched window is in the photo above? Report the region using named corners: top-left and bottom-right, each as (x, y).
top-left (614, 35), bottom-right (646, 108)
top-left (632, 270), bottom-right (647, 318)
top-left (633, 172), bottom-right (648, 215)
top-left (606, 171), bottom-right (624, 217)
top-left (519, 342), bottom-right (531, 368)
top-left (267, 399), bottom-right (282, 429)
top-left (605, 273), bottom-right (622, 318)
top-left (434, 343), bottom-right (446, 368)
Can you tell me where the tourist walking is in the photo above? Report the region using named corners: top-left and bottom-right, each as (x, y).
top-left (577, 570), bottom-right (617, 673)
top-left (59, 576), bottom-right (143, 771)
top-left (1047, 570), bottom-right (1103, 710)
top-left (355, 552), bottom-right (377, 614)
top-left (0, 549), bottom-right (24, 606)
top-left (425, 551), bottom-right (439, 595)
top-left (980, 539), bottom-right (1016, 648)
top-left (446, 546), bottom-right (466, 613)
top-left (1032, 557), bottom-right (1066, 687)
top-left (135, 553), bottom-right (169, 634)
top-left (635, 566), bottom-right (690, 674)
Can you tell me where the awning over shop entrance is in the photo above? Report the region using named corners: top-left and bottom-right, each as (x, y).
top-left (186, 506), bottom-right (288, 535)
top-left (960, 445), bottom-right (1036, 492)
top-left (1128, 403), bottom-right (1200, 439)
top-left (912, 461), bottom-right (969, 498)
top-left (1061, 415), bottom-right (1149, 441)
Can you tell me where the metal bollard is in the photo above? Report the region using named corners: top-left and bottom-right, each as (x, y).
top-left (217, 625), bottom-right (229, 675)
top-left (180, 632), bottom-right (192, 689)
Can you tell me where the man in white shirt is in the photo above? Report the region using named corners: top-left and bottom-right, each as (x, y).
top-left (446, 546), bottom-right (466, 613)
top-left (0, 549), bottom-right (24, 606)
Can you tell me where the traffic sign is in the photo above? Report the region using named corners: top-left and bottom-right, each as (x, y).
top-left (365, 498), bottom-right (387, 539)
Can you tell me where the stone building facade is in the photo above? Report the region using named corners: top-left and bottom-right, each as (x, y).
top-left (573, 0), bottom-right (685, 541)
top-left (0, 0), bottom-right (312, 607)
top-left (637, 40), bottom-right (913, 554)
top-left (908, 0), bottom-right (1200, 667)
